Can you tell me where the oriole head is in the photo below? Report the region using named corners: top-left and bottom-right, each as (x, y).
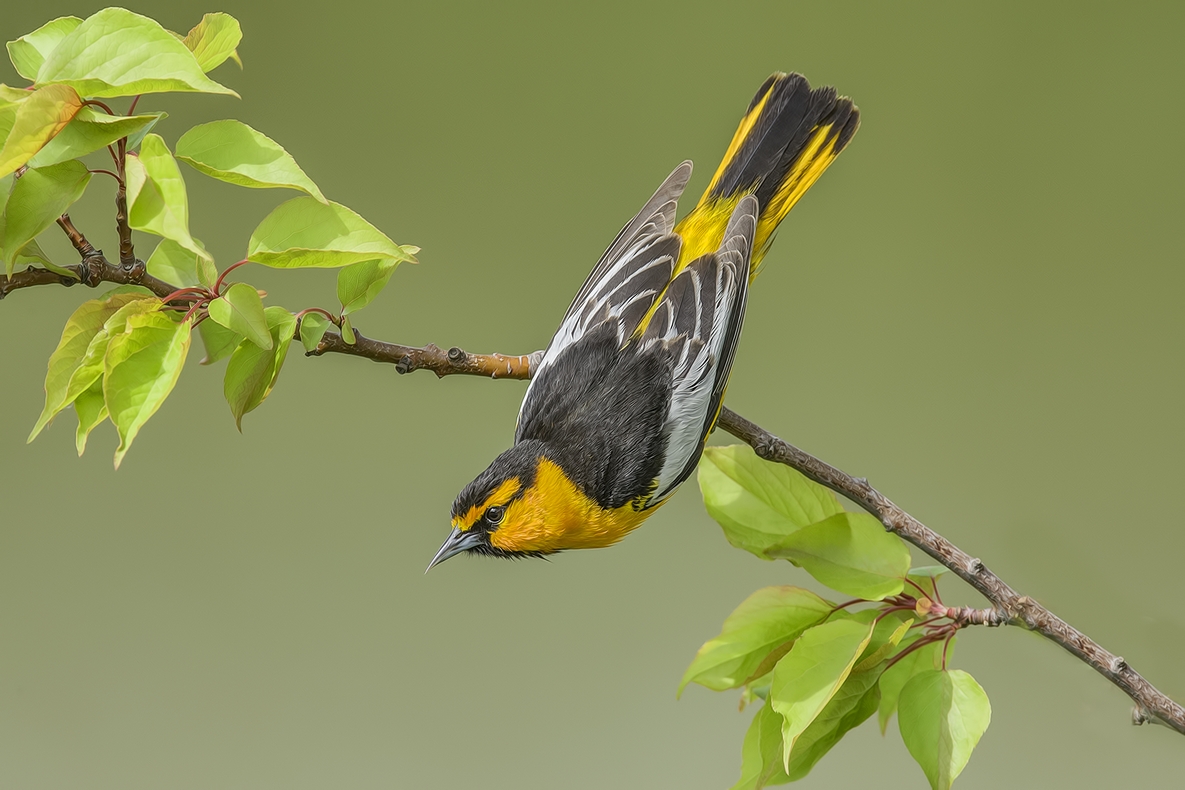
top-left (427, 441), bottom-right (548, 570)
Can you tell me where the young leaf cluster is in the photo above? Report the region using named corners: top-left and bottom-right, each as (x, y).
top-left (688, 446), bottom-right (992, 789)
top-left (5, 9), bottom-right (416, 464)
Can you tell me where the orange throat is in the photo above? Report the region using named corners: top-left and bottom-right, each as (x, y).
top-left (488, 458), bottom-right (664, 554)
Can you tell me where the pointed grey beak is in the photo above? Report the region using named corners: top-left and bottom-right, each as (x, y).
top-left (425, 527), bottom-right (484, 573)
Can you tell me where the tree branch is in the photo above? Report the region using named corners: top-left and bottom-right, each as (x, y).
top-left (7, 249), bottom-right (1182, 733)
top-left (0, 214), bottom-right (171, 301)
top-left (301, 331), bottom-right (1185, 734)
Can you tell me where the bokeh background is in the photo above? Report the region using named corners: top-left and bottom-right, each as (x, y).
top-left (2, 1), bottom-right (1183, 787)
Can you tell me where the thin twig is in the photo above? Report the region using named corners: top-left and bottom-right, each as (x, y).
top-left (300, 333), bottom-right (1185, 733)
top-left (6, 254), bottom-right (1182, 734)
top-left (715, 408), bottom-right (1185, 734)
top-left (115, 142), bottom-right (135, 268)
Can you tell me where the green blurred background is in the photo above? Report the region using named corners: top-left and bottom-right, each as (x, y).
top-left (3, 1), bottom-right (1183, 787)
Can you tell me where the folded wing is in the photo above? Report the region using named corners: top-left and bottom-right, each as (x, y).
top-left (638, 195), bottom-right (756, 502)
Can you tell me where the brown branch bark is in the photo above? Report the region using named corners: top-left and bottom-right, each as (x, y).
top-left (0, 214), bottom-right (173, 301)
top-left (7, 248), bottom-right (1182, 734)
top-left (300, 332), bottom-right (1185, 734)
top-left (717, 409), bottom-right (1185, 733)
top-left (114, 141), bottom-right (135, 268)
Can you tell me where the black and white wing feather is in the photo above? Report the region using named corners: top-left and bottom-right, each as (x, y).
top-left (639, 195), bottom-right (757, 502)
top-left (518, 162), bottom-right (692, 424)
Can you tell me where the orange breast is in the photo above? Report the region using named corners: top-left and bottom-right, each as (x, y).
top-left (489, 458), bottom-right (664, 553)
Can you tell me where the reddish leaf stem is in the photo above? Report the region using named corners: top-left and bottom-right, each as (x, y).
top-left (213, 260), bottom-right (252, 295)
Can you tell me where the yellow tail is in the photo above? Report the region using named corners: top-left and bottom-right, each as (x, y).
top-left (674, 73), bottom-right (859, 276)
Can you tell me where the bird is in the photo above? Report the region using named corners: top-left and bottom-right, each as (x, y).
top-left (427, 72), bottom-right (859, 570)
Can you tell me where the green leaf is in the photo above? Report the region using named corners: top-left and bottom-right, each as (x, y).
top-left (854, 614), bottom-right (914, 673)
top-left (59, 296), bottom-right (163, 419)
top-left (732, 702), bottom-right (789, 790)
top-left (206, 282), bottom-right (271, 350)
top-left (766, 512), bottom-right (911, 600)
top-left (198, 319), bottom-right (242, 365)
top-left (698, 445), bottom-right (843, 559)
top-left (898, 669), bottom-right (990, 790)
top-left (7, 17), bottom-right (83, 81)
top-left (10, 236), bottom-right (75, 278)
top-left (1, 159), bottom-right (91, 276)
top-left (0, 84), bottom-right (82, 178)
top-left (126, 133), bottom-right (209, 262)
top-left (247, 197), bottom-right (415, 269)
top-left (181, 13), bottom-right (242, 72)
top-left (28, 293), bottom-right (131, 442)
top-left (679, 586), bottom-right (832, 696)
top-left (337, 259), bottom-right (398, 314)
top-left (769, 618), bottom-right (873, 770)
top-left (223, 307), bottom-right (297, 429)
top-left (36, 8), bottom-right (238, 99)
top-left (29, 107), bottom-right (160, 169)
top-left (878, 640), bottom-right (947, 734)
top-left (125, 112), bottom-right (167, 152)
top-left (145, 237), bottom-right (215, 288)
top-left (73, 377), bottom-right (107, 456)
top-left (176, 120), bottom-right (327, 203)
top-left (340, 313), bottom-right (356, 344)
top-left (785, 658), bottom-right (883, 781)
top-left (298, 313), bottom-right (331, 353)
top-left (172, 119), bottom-right (314, 194)
top-left (103, 310), bottom-right (192, 468)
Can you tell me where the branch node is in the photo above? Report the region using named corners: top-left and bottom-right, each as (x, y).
top-left (396, 354), bottom-right (413, 375)
top-left (966, 557), bottom-right (984, 574)
top-left (121, 256), bottom-right (146, 283)
top-left (447, 346), bottom-right (464, 363)
top-left (1111, 656), bottom-right (1128, 673)
top-left (752, 441), bottom-right (775, 461)
top-left (854, 476), bottom-right (868, 487)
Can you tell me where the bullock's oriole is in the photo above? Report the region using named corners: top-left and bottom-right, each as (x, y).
top-left (429, 72), bottom-right (858, 569)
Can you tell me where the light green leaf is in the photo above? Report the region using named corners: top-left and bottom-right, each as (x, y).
top-left (7, 17), bottom-right (83, 81)
top-left (337, 259), bottom-right (397, 314)
top-left (732, 702), bottom-right (789, 790)
top-left (0, 84), bottom-right (82, 178)
top-left (785, 658), bottom-right (883, 781)
top-left (126, 133), bottom-right (209, 262)
top-left (59, 296), bottom-right (162, 417)
top-left (73, 377), bottom-right (107, 456)
top-left (145, 237), bottom-right (215, 288)
top-left (223, 307), bottom-right (297, 429)
top-left (36, 8), bottom-right (238, 99)
top-left (767, 512), bottom-right (911, 600)
top-left (103, 311), bottom-right (192, 468)
top-left (1, 159), bottom-right (91, 276)
top-left (770, 618), bottom-right (873, 770)
top-left (125, 112), bottom-right (167, 152)
top-left (854, 614), bottom-right (914, 673)
top-left (29, 107), bottom-right (160, 168)
top-left (181, 13), bottom-right (242, 73)
top-left (340, 313), bottom-right (356, 344)
top-left (247, 197), bottom-right (415, 269)
top-left (28, 293), bottom-right (129, 442)
top-left (11, 236), bottom-right (75, 278)
top-left (207, 282), bottom-right (271, 350)
top-left (198, 318), bottom-right (242, 365)
top-left (698, 445), bottom-right (843, 559)
top-left (176, 120), bottom-right (326, 202)
top-left (679, 586), bottom-right (832, 696)
top-left (298, 313), bottom-right (331, 353)
top-left (898, 669), bottom-right (990, 790)
top-left (878, 640), bottom-right (947, 734)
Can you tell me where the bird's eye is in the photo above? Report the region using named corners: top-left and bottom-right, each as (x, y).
top-left (485, 506), bottom-right (505, 526)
